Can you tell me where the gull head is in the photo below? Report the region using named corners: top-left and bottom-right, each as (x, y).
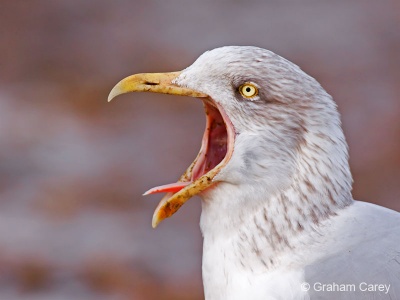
top-left (108, 46), bottom-right (352, 228)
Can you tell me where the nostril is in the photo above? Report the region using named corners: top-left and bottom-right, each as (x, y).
top-left (144, 81), bottom-right (158, 86)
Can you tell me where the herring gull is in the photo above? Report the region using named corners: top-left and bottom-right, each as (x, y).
top-left (108, 46), bottom-right (400, 299)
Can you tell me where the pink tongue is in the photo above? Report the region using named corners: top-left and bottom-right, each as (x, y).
top-left (143, 182), bottom-right (191, 195)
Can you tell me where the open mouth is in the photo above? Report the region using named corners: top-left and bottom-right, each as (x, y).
top-left (108, 71), bottom-right (235, 227)
top-left (193, 101), bottom-right (230, 181)
top-left (144, 100), bottom-right (232, 195)
top-left (144, 99), bottom-right (235, 226)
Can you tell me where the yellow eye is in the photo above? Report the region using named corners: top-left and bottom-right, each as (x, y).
top-left (239, 83), bottom-right (258, 98)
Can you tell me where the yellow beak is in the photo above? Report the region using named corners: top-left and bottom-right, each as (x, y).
top-left (108, 71), bottom-right (207, 102)
top-left (108, 72), bottom-right (214, 228)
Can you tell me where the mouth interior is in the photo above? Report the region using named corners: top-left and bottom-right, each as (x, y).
top-left (191, 101), bottom-right (227, 181)
top-left (144, 100), bottom-right (228, 196)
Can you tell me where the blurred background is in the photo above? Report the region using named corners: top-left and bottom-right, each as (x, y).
top-left (0, 0), bottom-right (399, 299)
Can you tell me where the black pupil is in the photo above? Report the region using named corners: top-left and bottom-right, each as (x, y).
top-left (245, 87), bottom-right (251, 93)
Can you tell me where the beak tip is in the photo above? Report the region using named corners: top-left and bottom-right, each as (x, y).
top-left (152, 216), bottom-right (160, 228)
top-left (107, 88), bottom-right (119, 102)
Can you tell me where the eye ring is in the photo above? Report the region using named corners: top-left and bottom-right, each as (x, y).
top-left (239, 83), bottom-right (258, 98)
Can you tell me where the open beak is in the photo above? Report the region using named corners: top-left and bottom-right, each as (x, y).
top-left (108, 71), bottom-right (235, 228)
